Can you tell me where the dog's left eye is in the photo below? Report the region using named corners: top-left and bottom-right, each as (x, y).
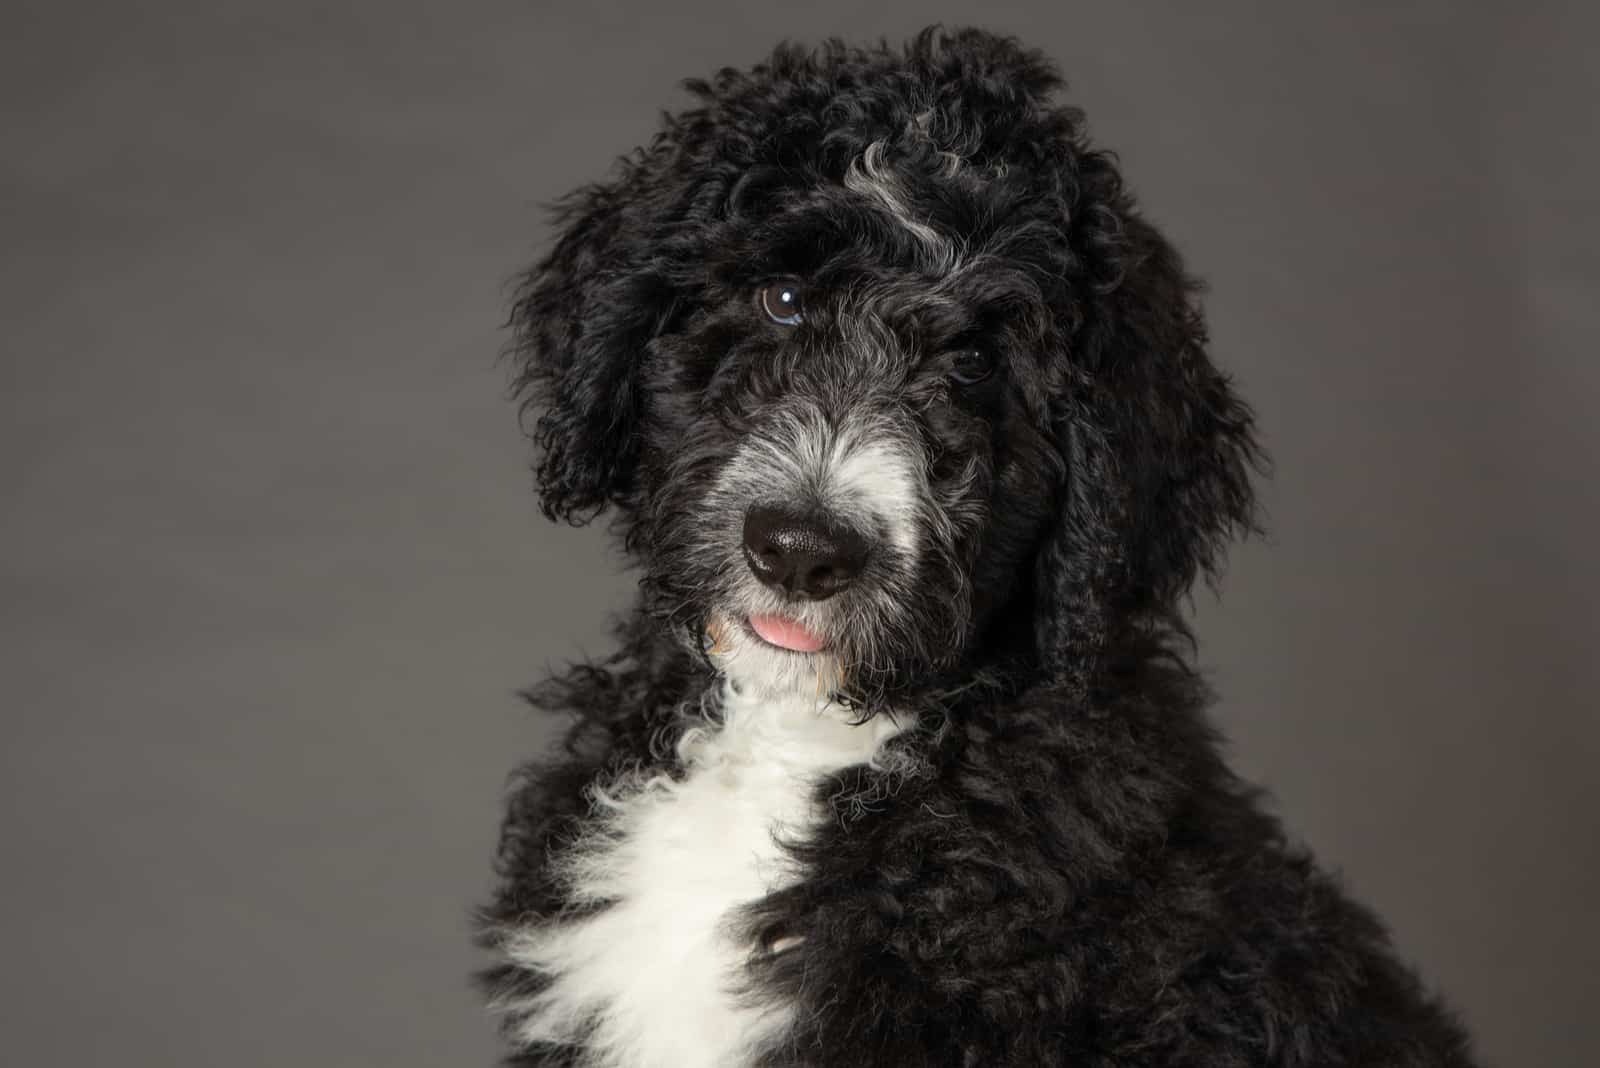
top-left (758, 280), bottom-right (805, 326)
top-left (949, 349), bottom-right (995, 386)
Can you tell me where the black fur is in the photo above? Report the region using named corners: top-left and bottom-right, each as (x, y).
top-left (480, 27), bottom-right (1477, 1067)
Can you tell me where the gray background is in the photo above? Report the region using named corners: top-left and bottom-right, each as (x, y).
top-left (3, 1), bottom-right (1595, 1065)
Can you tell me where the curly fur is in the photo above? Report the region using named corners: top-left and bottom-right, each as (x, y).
top-left (478, 27), bottom-right (1478, 1067)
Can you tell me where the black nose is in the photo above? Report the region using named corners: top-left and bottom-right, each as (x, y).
top-left (742, 506), bottom-right (871, 601)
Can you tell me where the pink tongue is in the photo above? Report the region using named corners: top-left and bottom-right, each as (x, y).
top-left (747, 614), bottom-right (828, 653)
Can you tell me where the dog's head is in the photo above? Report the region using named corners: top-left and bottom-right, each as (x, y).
top-left (512, 28), bottom-right (1260, 705)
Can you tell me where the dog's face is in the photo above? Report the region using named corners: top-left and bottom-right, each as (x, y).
top-left (635, 142), bottom-right (1070, 700)
top-left (514, 29), bottom-right (1259, 705)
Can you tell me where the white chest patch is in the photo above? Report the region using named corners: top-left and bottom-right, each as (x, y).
top-left (496, 685), bottom-right (908, 1068)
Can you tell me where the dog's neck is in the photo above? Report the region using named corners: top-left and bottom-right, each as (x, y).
top-left (496, 672), bottom-right (911, 1068)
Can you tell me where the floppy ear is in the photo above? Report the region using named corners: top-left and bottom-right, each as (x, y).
top-left (1036, 164), bottom-right (1262, 676)
top-left (510, 144), bottom-right (687, 524)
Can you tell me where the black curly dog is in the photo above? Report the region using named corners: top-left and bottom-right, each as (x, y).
top-left (478, 27), bottom-right (1478, 1068)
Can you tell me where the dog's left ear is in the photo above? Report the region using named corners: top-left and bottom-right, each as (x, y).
top-left (1036, 168), bottom-right (1262, 674)
top-left (510, 144), bottom-right (688, 524)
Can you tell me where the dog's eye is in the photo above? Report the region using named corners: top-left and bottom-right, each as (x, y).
top-left (949, 349), bottom-right (994, 386)
top-left (758, 279), bottom-right (805, 326)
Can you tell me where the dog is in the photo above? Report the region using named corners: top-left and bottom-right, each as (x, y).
top-left (477, 27), bottom-right (1479, 1068)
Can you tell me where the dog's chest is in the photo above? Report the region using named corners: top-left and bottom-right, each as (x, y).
top-left (500, 688), bottom-right (903, 1068)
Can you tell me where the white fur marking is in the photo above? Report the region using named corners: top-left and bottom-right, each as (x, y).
top-left (496, 687), bottom-right (906, 1067)
top-left (844, 140), bottom-right (954, 264)
top-left (828, 436), bottom-right (921, 561)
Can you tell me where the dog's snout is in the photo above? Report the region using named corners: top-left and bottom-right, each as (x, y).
top-left (742, 506), bottom-right (870, 601)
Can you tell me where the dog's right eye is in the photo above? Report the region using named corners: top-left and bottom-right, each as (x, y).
top-left (758, 280), bottom-right (805, 326)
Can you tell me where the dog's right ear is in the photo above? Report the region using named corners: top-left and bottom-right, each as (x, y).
top-left (510, 146), bottom-right (686, 524)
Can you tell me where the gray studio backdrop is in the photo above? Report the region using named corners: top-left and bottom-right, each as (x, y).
top-left (3, 2), bottom-right (1595, 1065)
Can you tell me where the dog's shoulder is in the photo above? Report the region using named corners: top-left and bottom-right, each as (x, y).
top-left (740, 675), bottom-right (1474, 1066)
